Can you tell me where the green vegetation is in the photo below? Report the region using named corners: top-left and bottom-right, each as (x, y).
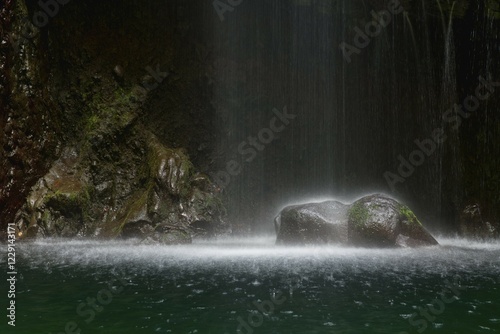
top-left (36, 185), bottom-right (93, 237)
top-left (348, 202), bottom-right (371, 228)
top-left (45, 187), bottom-right (90, 215)
top-left (84, 88), bottom-right (138, 135)
top-left (113, 187), bottom-right (151, 235)
top-left (399, 205), bottom-right (422, 226)
top-left (427, 0), bottom-right (469, 19)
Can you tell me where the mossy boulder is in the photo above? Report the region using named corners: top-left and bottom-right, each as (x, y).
top-left (275, 201), bottom-right (348, 245)
top-left (347, 195), bottom-right (438, 248)
top-left (275, 194), bottom-right (438, 248)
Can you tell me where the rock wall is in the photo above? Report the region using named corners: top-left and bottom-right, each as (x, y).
top-left (1, 0), bottom-right (225, 241)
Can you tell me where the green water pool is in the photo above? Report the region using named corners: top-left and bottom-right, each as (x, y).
top-left (2, 237), bottom-right (499, 334)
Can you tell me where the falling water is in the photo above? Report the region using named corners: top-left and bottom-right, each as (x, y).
top-left (209, 0), bottom-right (473, 233)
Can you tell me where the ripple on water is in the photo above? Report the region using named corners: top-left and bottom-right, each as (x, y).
top-left (7, 236), bottom-right (500, 333)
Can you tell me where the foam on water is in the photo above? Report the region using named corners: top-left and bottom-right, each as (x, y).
top-left (11, 236), bottom-right (500, 274)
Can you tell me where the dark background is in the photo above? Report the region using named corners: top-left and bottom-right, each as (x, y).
top-left (1, 0), bottom-right (499, 235)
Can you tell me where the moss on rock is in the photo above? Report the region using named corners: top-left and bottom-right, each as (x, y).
top-left (347, 194), bottom-right (438, 248)
top-left (399, 204), bottom-right (423, 226)
top-left (348, 201), bottom-right (371, 228)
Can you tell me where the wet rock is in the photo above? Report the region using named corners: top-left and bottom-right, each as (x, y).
top-left (275, 194), bottom-right (438, 248)
top-left (149, 140), bottom-right (193, 197)
top-left (275, 201), bottom-right (348, 245)
top-left (14, 130), bottom-right (227, 242)
top-left (120, 220), bottom-right (155, 239)
top-left (113, 65), bottom-right (124, 82)
top-left (459, 204), bottom-right (499, 239)
top-left (122, 222), bottom-right (191, 245)
top-left (153, 224), bottom-right (192, 245)
top-left (13, 147), bottom-right (91, 238)
top-left (347, 194), bottom-right (439, 248)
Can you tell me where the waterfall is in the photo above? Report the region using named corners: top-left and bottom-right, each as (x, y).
top-left (208, 0), bottom-right (482, 233)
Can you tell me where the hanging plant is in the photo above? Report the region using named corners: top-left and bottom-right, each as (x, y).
top-left (426, 0), bottom-right (470, 19)
top-left (486, 0), bottom-right (500, 19)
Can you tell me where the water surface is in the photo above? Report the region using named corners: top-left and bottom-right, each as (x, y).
top-left (3, 237), bottom-right (500, 333)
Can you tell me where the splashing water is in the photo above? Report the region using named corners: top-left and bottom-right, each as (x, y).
top-left (5, 237), bottom-right (500, 333)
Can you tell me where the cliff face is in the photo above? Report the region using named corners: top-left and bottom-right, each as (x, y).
top-left (208, 0), bottom-right (500, 235)
top-left (1, 0), bottom-right (226, 241)
top-left (1, 0), bottom-right (62, 233)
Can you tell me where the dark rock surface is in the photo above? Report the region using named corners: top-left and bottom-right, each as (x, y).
top-left (275, 201), bottom-right (348, 245)
top-left (1, 1), bottom-right (226, 242)
top-left (275, 194), bottom-right (439, 248)
top-left (14, 132), bottom-right (227, 243)
top-left (347, 195), bottom-right (439, 248)
top-left (459, 203), bottom-right (499, 240)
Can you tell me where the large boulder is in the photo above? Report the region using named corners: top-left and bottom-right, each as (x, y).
top-left (347, 195), bottom-right (438, 247)
top-left (275, 194), bottom-right (438, 248)
top-left (275, 201), bottom-right (348, 245)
